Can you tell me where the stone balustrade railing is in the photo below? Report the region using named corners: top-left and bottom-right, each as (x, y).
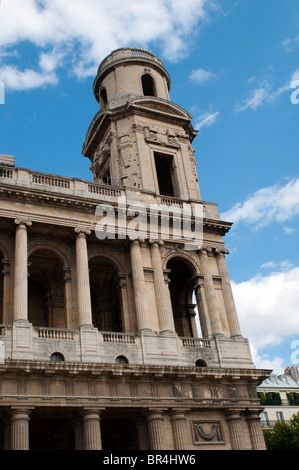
top-left (181, 337), bottom-right (211, 348)
top-left (102, 332), bottom-right (136, 344)
top-left (36, 327), bottom-right (78, 340)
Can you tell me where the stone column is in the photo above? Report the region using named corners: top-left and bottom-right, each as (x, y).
top-left (74, 418), bottom-right (84, 450)
top-left (136, 417), bottom-right (149, 450)
top-left (216, 250), bottom-right (242, 338)
top-left (129, 239), bottom-right (151, 332)
top-left (150, 240), bottom-right (175, 334)
top-left (199, 248), bottom-right (223, 336)
top-left (170, 410), bottom-right (188, 450)
top-left (82, 409), bottom-right (103, 450)
top-left (75, 228), bottom-right (92, 327)
top-left (246, 410), bottom-right (267, 450)
top-left (13, 220), bottom-right (31, 322)
top-left (194, 276), bottom-right (212, 338)
top-left (10, 408), bottom-right (31, 450)
top-left (225, 410), bottom-right (246, 450)
top-left (147, 410), bottom-right (165, 450)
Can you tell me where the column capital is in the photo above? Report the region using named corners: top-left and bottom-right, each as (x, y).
top-left (75, 226), bottom-right (91, 236)
top-left (128, 236), bottom-right (145, 244)
top-left (14, 219), bottom-right (32, 228)
top-left (63, 266), bottom-right (72, 282)
top-left (224, 409), bottom-right (243, 420)
top-left (245, 408), bottom-right (263, 419)
top-left (198, 246), bottom-right (212, 255)
top-left (193, 274), bottom-right (204, 289)
top-left (2, 259), bottom-right (11, 276)
top-left (148, 239), bottom-right (164, 247)
top-left (214, 247), bottom-right (229, 256)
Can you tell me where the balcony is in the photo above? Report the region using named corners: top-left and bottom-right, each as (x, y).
top-left (261, 419), bottom-right (291, 429)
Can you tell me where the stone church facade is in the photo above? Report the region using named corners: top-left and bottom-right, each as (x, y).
top-left (0, 48), bottom-right (269, 450)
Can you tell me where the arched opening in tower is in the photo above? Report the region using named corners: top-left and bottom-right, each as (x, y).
top-left (166, 257), bottom-right (201, 338)
top-left (28, 249), bottom-right (66, 328)
top-left (141, 73), bottom-right (156, 97)
top-left (89, 256), bottom-right (123, 332)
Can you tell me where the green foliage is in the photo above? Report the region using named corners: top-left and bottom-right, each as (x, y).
top-left (287, 392), bottom-right (299, 406)
top-left (263, 412), bottom-right (299, 450)
top-left (259, 392), bottom-right (282, 406)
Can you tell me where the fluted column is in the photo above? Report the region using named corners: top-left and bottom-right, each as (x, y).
top-left (147, 410), bottom-right (165, 450)
top-left (75, 228), bottom-right (92, 327)
top-left (10, 408), bottom-right (31, 450)
top-left (194, 276), bottom-right (212, 338)
top-left (136, 417), bottom-right (149, 450)
top-left (216, 250), bottom-right (242, 337)
top-left (170, 410), bottom-right (188, 450)
top-left (150, 240), bottom-right (175, 334)
top-left (199, 248), bottom-right (223, 336)
top-left (225, 410), bottom-right (246, 450)
top-left (13, 219), bottom-right (31, 322)
top-left (74, 418), bottom-right (84, 450)
top-left (130, 239), bottom-right (151, 332)
top-left (246, 410), bottom-right (267, 450)
top-left (82, 409), bottom-right (102, 450)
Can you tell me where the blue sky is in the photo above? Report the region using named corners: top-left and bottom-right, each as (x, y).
top-left (0, 0), bottom-right (299, 373)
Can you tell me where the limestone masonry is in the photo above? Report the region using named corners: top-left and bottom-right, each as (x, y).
top-left (0, 48), bottom-right (270, 450)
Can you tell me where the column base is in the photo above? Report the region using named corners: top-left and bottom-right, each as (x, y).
top-left (79, 324), bottom-right (100, 362)
top-left (11, 320), bottom-right (34, 360)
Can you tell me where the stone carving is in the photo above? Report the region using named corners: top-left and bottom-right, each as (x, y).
top-left (193, 422), bottom-right (223, 444)
top-left (90, 132), bottom-right (114, 182)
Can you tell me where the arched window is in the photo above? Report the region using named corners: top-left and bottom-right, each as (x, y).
top-left (89, 256), bottom-right (123, 332)
top-left (116, 355), bottom-right (129, 365)
top-left (141, 74), bottom-right (156, 97)
top-left (50, 352), bottom-right (65, 362)
top-left (100, 87), bottom-right (108, 108)
top-left (28, 249), bottom-right (66, 328)
top-left (195, 359), bottom-right (207, 368)
top-left (166, 257), bottom-right (202, 338)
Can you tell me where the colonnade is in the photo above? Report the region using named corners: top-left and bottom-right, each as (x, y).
top-left (4, 406), bottom-right (265, 450)
top-left (9, 220), bottom-right (242, 339)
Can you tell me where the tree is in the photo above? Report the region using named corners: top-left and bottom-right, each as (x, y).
top-left (263, 412), bottom-right (299, 450)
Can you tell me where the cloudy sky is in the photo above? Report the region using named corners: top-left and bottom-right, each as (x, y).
top-left (0, 0), bottom-right (299, 373)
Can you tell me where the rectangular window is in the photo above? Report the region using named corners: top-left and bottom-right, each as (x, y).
top-left (276, 411), bottom-right (284, 422)
top-left (154, 152), bottom-right (176, 197)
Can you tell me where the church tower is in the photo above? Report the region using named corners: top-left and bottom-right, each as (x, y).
top-left (0, 48), bottom-right (269, 451)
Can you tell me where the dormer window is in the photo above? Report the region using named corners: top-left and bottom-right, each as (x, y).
top-left (142, 73), bottom-right (156, 97)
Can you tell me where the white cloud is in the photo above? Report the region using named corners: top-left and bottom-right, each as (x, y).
top-left (0, 64), bottom-right (58, 91)
top-left (0, 0), bottom-right (216, 89)
top-left (282, 34), bottom-right (299, 53)
top-left (236, 69), bottom-right (299, 112)
top-left (190, 68), bottom-right (217, 84)
top-left (236, 80), bottom-right (273, 112)
top-left (283, 226), bottom-right (295, 234)
top-left (232, 267), bottom-right (299, 363)
top-left (221, 177), bottom-right (299, 227)
top-left (249, 345), bottom-right (285, 373)
top-left (195, 111), bottom-right (219, 131)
